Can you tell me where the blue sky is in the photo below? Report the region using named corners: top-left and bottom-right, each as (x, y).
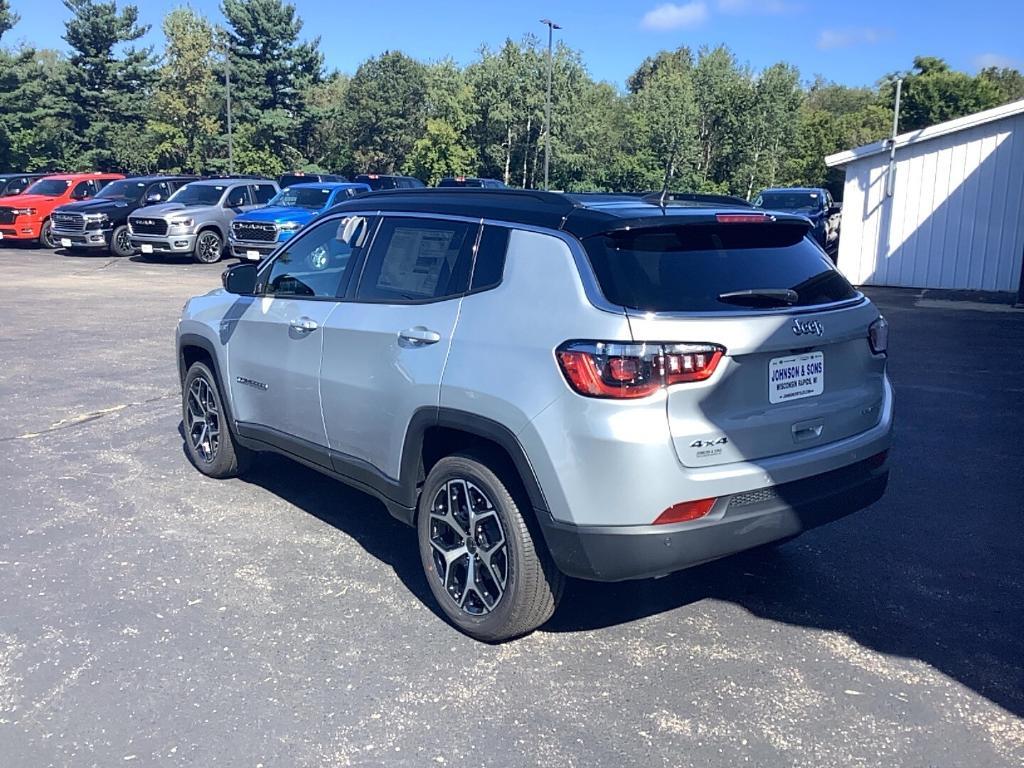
top-left (5, 0), bottom-right (1022, 90)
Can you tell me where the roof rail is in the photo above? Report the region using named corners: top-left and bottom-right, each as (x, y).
top-left (639, 191), bottom-right (753, 208)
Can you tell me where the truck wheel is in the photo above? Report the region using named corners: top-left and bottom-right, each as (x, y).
top-left (193, 230), bottom-right (223, 264)
top-left (109, 225), bottom-right (135, 257)
top-left (182, 361), bottom-right (251, 478)
top-left (417, 452), bottom-right (564, 642)
top-left (38, 220), bottom-right (55, 249)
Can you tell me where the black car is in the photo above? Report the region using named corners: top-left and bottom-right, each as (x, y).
top-left (278, 171), bottom-right (348, 189)
top-left (0, 173), bottom-right (48, 197)
top-left (354, 174), bottom-right (425, 191)
top-left (754, 187), bottom-right (841, 252)
top-left (438, 176), bottom-right (507, 188)
top-left (50, 175), bottom-right (198, 256)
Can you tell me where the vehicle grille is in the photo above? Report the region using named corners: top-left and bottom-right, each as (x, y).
top-left (231, 221), bottom-right (278, 243)
top-left (0, 208), bottom-right (15, 225)
top-left (52, 212), bottom-right (86, 232)
top-left (130, 217), bottom-right (168, 236)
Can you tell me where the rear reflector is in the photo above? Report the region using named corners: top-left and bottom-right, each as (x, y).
top-left (655, 498), bottom-right (716, 525)
top-left (716, 213), bottom-right (770, 224)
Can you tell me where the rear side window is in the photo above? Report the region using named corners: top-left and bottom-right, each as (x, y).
top-left (356, 217), bottom-right (474, 302)
top-left (470, 226), bottom-right (509, 292)
top-left (583, 224), bottom-right (857, 313)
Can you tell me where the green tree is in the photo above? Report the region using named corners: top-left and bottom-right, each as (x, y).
top-left (0, 0), bottom-right (18, 41)
top-left (693, 45), bottom-right (752, 191)
top-left (403, 118), bottom-right (477, 184)
top-left (738, 62), bottom-right (801, 198)
top-left (978, 66), bottom-right (1024, 104)
top-left (302, 72), bottom-right (351, 172)
top-left (147, 7), bottom-right (220, 173)
top-left (62, 0), bottom-right (157, 171)
top-left (345, 51), bottom-right (428, 174)
top-left (887, 56), bottom-right (1003, 132)
top-left (220, 0), bottom-right (323, 170)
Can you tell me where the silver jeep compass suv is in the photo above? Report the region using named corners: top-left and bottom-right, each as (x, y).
top-left (176, 189), bottom-right (892, 642)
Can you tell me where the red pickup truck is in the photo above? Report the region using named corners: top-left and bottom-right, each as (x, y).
top-left (0, 172), bottom-right (124, 247)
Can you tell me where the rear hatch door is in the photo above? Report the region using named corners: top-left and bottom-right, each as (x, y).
top-left (581, 215), bottom-right (886, 468)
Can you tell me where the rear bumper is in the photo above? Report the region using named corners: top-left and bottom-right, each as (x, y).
top-left (541, 456), bottom-right (889, 581)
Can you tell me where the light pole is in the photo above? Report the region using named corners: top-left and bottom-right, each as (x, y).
top-left (885, 77), bottom-right (903, 198)
top-left (540, 18), bottom-right (561, 190)
top-left (224, 45), bottom-right (234, 175)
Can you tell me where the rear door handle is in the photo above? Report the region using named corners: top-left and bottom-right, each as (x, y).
top-left (289, 316), bottom-right (319, 333)
top-left (399, 327), bottom-right (441, 345)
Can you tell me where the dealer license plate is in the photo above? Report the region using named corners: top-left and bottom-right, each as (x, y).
top-left (141, 243), bottom-right (153, 254)
top-left (769, 352), bottom-right (824, 404)
top-left (61, 238), bottom-right (72, 248)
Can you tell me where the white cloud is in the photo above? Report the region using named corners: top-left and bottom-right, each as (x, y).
top-left (816, 27), bottom-right (886, 51)
top-left (640, 2), bottom-right (709, 31)
top-left (973, 53), bottom-right (1020, 70)
top-left (716, 0), bottom-right (798, 13)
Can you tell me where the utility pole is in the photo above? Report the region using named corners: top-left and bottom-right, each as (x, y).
top-left (224, 44), bottom-right (234, 175)
top-left (540, 18), bottom-right (561, 190)
top-left (885, 77), bottom-right (902, 198)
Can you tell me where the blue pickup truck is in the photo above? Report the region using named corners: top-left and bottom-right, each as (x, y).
top-left (228, 181), bottom-right (370, 261)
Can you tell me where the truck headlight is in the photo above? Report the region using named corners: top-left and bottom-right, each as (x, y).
top-left (278, 221), bottom-right (301, 232)
top-left (170, 218), bottom-right (193, 227)
top-left (11, 207), bottom-right (36, 216)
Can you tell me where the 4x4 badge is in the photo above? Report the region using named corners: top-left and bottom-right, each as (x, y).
top-left (792, 319), bottom-right (824, 336)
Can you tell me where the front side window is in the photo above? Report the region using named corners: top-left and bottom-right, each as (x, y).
top-left (252, 184), bottom-right (277, 204)
top-left (263, 215), bottom-right (373, 299)
top-left (355, 217), bottom-right (474, 303)
top-left (71, 180), bottom-right (96, 199)
top-left (98, 180), bottom-right (147, 201)
top-left (224, 186), bottom-right (251, 208)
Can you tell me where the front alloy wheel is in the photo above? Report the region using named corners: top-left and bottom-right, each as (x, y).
top-left (185, 375), bottom-right (220, 464)
top-left (194, 231), bottom-right (222, 263)
top-left (181, 361), bottom-right (250, 478)
top-left (110, 224), bottom-right (134, 257)
top-left (38, 220), bottom-right (55, 249)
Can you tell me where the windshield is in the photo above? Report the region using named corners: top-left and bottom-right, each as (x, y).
top-left (96, 180), bottom-right (147, 201)
top-left (270, 187), bottom-right (331, 209)
top-left (24, 179), bottom-right (71, 196)
top-left (755, 191), bottom-right (823, 212)
top-left (169, 184), bottom-right (224, 206)
top-left (583, 223), bottom-right (856, 313)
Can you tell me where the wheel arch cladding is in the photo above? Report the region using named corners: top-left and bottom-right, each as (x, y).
top-left (177, 334), bottom-right (235, 424)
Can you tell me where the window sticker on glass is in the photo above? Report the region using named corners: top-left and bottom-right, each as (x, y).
top-left (377, 227), bottom-right (458, 297)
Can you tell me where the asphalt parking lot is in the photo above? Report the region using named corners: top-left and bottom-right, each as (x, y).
top-left (1, 246), bottom-right (1022, 767)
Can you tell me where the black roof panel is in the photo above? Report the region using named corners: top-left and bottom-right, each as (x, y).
top-left (325, 188), bottom-right (807, 239)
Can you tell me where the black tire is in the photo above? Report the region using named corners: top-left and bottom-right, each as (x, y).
top-left (417, 452), bottom-right (564, 642)
top-left (193, 230), bottom-right (223, 264)
top-left (109, 224), bottom-right (135, 257)
top-left (38, 219), bottom-right (55, 249)
top-left (182, 361), bottom-right (251, 478)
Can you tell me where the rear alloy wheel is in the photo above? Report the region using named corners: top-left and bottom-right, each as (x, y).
top-left (109, 224), bottom-right (135, 257)
top-left (417, 453), bottom-right (563, 642)
top-left (193, 230), bottom-right (223, 264)
top-left (38, 220), bottom-right (55, 249)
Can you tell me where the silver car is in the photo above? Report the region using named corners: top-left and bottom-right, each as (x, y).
top-left (129, 178), bottom-right (279, 263)
top-left (176, 189), bottom-right (892, 642)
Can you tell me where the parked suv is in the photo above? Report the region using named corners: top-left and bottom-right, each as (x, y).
top-left (354, 174), bottom-right (425, 190)
top-left (176, 189), bottom-right (892, 641)
top-left (229, 181), bottom-right (370, 261)
top-left (438, 176), bottom-right (507, 188)
top-left (51, 175), bottom-right (197, 256)
top-left (754, 187), bottom-right (841, 252)
top-left (129, 178), bottom-right (279, 263)
top-left (0, 172), bottom-right (123, 247)
top-left (0, 173), bottom-right (47, 197)
top-left (278, 171), bottom-right (348, 188)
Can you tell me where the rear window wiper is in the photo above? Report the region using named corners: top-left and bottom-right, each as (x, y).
top-left (717, 288), bottom-right (799, 306)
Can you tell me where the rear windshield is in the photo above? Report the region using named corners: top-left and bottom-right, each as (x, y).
top-left (270, 187), bottom-right (331, 209)
top-left (438, 178), bottom-right (482, 187)
top-left (355, 175), bottom-right (396, 190)
top-left (280, 174), bottom-right (319, 188)
top-left (583, 224), bottom-right (857, 313)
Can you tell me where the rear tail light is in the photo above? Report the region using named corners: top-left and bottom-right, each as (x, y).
top-left (654, 497), bottom-right (716, 525)
top-left (868, 316), bottom-right (889, 355)
top-left (556, 341), bottom-right (724, 399)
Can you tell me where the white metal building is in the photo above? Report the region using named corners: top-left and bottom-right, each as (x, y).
top-left (825, 99), bottom-right (1024, 298)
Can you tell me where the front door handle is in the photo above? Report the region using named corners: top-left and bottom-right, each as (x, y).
top-left (399, 327), bottom-right (441, 345)
top-left (290, 316), bottom-right (319, 333)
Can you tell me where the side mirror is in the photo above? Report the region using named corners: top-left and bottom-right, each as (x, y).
top-left (145, 193), bottom-right (162, 204)
top-left (222, 262), bottom-right (258, 295)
